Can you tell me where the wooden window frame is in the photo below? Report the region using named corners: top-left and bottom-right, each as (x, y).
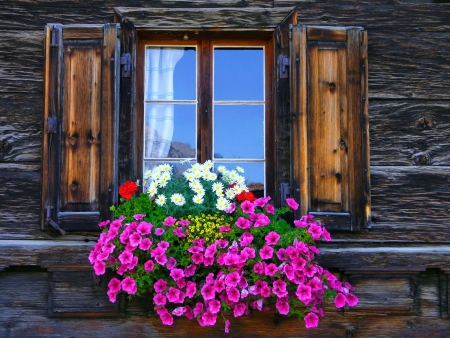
top-left (135, 34), bottom-right (275, 197)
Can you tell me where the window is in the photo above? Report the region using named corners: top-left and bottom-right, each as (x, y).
top-left (137, 37), bottom-right (273, 197)
top-left (41, 7), bottom-right (370, 233)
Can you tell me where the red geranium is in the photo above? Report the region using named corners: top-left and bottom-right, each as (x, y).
top-left (119, 181), bottom-right (138, 200)
top-left (236, 190), bottom-right (256, 203)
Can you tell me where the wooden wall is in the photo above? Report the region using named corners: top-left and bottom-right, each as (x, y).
top-left (1, 0), bottom-right (449, 336)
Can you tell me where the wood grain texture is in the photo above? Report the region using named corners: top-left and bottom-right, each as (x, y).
top-left (369, 100), bottom-right (450, 166)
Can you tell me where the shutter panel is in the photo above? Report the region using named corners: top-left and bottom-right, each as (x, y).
top-left (41, 24), bottom-right (119, 232)
top-left (291, 25), bottom-right (370, 231)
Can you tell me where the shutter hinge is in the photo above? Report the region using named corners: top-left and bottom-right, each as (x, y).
top-left (279, 55), bottom-right (289, 79)
top-left (280, 182), bottom-right (290, 206)
top-left (47, 117), bottom-right (57, 133)
top-left (50, 26), bottom-right (59, 47)
top-left (120, 53), bottom-right (131, 78)
top-left (45, 206), bottom-right (66, 235)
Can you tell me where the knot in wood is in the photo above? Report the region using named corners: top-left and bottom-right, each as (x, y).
top-left (69, 135), bottom-right (78, 145)
top-left (413, 151), bottom-right (431, 165)
top-left (414, 117), bottom-right (432, 129)
top-left (70, 181), bottom-right (79, 191)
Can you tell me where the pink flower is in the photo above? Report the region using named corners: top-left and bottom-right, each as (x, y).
top-left (172, 307), bottom-right (186, 317)
top-left (153, 293), bottom-right (167, 306)
top-left (178, 219), bottom-right (190, 226)
top-left (99, 220), bottom-right (110, 227)
top-left (219, 226), bottom-right (231, 232)
top-left (208, 299), bottom-right (221, 314)
top-left (169, 268), bottom-right (185, 281)
top-left (186, 281), bottom-right (197, 298)
top-left (184, 305), bottom-right (194, 319)
top-left (254, 214), bottom-right (270, 227)
top-left (128, 232), bottom-right (142, 247)
top-left (304, 265), bottom-right (317, 278)
top-left (93, 260), bottom-right (106, 275)
top-left (173, 227), bottom-right (186, 237)
top-left (157, 241), bottom-right (170, 250)
top-left (205, 244), bottom-right (217, 258)
top-left (144, 259), bottom-right (155, 272)
top-left (294, 219), bottom-right (307, 228)
top-left (201, 311), bottom-right (217, 326)
top-left (166, 287), bottom-right (181, 303)
top-left (154, 228), bottom-right (165, 236)
top-left (193, 302), bottom-right (204, 317)
top-left (265, 231), bottom-right (280, 245)
top-left (304, 312), bottom-right (319, 328)
top-left (254, 196), bottom-right (270, 207)
top-left (201, 284), bottom-right (215, 300)
top-left (322, 227), bottom-right (332, 241)
top-left (296, 284), bottom-right (312, 303)
top-left (136, 221), bottom-right (152, 235)
top-left (233, 302), bottom-right (246, 317)
top-left (259, 245), bottom-right (274, 260)
top-left (216, 239), bottom-right (229, 249)
top-left (260, 285), bottom-right (271, 298)
top-left (139, 238), bottom-right (152, 251)
top-left (276, 300), bottom-right (290, 315)
top-left (346, 293), bottom-right (359, 307)
top-left (191, 253), bottom-right (204, 264)
top-left (121, 276), bottom-right (137, 294)
top-left (253, 262), bottom-right (265, 275)
top-left (264, 263), bottom-right (278, 276)
top-left (214, 279), bottom-right (225, 293)
top-left (133, 214), bottom-right (146, 221)
top-left (227, 287), bottom-right (240, 303)
top-left (156, 307), bottom-right (173, 325)
top-left (225, 272), bottom-right (241, 287)
top-left (308, 223), bottom-right (323, 240)
top-left (166, 257), bottom-right (177, 270)
top-left (118, 250), bottom-right (134, 265)
top-left (107, 290), bottom-right (118, 303)
top-left (334, 293), bottom-right (347, 308)
top-left (225, 319), bottom-right (231, 333)
top-left (241, 200), bottom-right (255, 214)
top-left (235, 217), bottom-right (252, 229)
top-left (286, 198), bottom-right (299, 210)
top-left (155, 254), bottom-right (167, 265)
top-left (226, 203), bottom-right (236, 213)
top-left (265, 204), bottom-right (275, 214)
top-left (162, 216), bottom-right (177, 226)
top-left (154, 279), bottom-right (167, 293)
top-left (239, 232), bottom-right (254, 246)
top-left (108, 278), bottom-right (121, 293)
top-left (184, 264), bottom-right (196, 277)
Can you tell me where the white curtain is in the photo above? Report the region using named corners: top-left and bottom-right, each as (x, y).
top-left (145, 48), bottom-right (184, 158)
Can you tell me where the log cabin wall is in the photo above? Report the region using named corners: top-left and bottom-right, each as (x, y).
top-left (0, 0), bottom-right (449, 336)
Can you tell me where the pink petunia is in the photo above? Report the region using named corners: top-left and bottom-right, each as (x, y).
top-left (216, 239), bottom-right (229, 249)
top-left (264, 263), bottom-right (278, 276)
top-left (201, 284), bottom-right (216, 300)
top-left (205, 244), bottom-right (217, 258)
top-left (156, 307), bottom-right (173, 326)
top-left (157, 241), bottom-right (170, 250)
top-left (176, 278), bottom-right (186, 289)
top-left (265, 204), bottom-right (275, 214)
top-left (226, 203), bottom-right (236, 213)
top-left (99, 220), bottom-right (111, 227)
top-left (172, 307), bottom-right (186, 317)
top-left (304, 312), bottom-right (319, 328)
top-left (186, 281), bottom-right (197, 298)
top-left (144, 259), bottom-right (155, 272)
top-left (253, 196), bottom-right (270, 208)
top-left (276, 299), bottom-right (290, 315)
top-left (154, 254), bottom-right (167, 266)
top-left (188, 245), bottom-right (203, 254)
top-left (93, 260), bottom-right (106, 275)
top-left (208, 299), bottom-right (221, 314)
top-left (178, 219), bottom-right (190, 226)
top-left (136, 221), bottom-right (152, 235)
top-left (154, 279), bottom-right (167, 293)
top-left (225, 319), bottom-right (231, 333)
top-left (239, 232), bottom-right (254, 247)
top-left (201, 311), bottom-right (217, 326)
top-left (108, 278), bottom-right (121, 293)
top-left (118, 250), bottom-right (134, 265)
top-left (133, 213), bottom-right (146, 221)
top-left (184, 264), bottom-right (196, 277)
top-left (214, 279), bottom-right (225, 293)
top-left (219, 226), bottom-right (231, 232)
top-left (240, 200), bottom-right (255, 214)
top-left (169, 268), bottom-right (185, 281)
top-left (259, 245), bottom-right (274, 260)
top-left (193, 302), bottom-right (204, 317)
top-left (128, 232), bottom-right (142, 247)
top-left (162, 216), bottom-right (177, 226)
top-left (166, 287), bottom-right (181, 303)
top-left (346, 293), bottom-right (359, 307)
top-left (308, 223), bottom-right (323, 240)
top-left (265, 231), bottom-right (280, 245)
top-left (296, 284), bottom-right (312, 303)
top-left (154, 228), bottom-right (165, 236)
top-left (153, 293), bottom-right (167, 306)
top-left (254, 213), bottom-right (270, 227)
top-left (225, 272), bottom-right (241, 287)
top-left (139, 238), bottom-right (152, 251)
top-left (227, 287), bottom-right (240, 303)
top-left (285, 198), bottom-right (299, 210)
top-left (107, 290), bottom-right (118, 303)
top-left (191, 252), bottom-right (204, 264)
top-left (166, 257), bottom-right (177, 270)
top-left (172, 227), bottom-right (186, 238)
top-left (184, 305), bottom-right (194, 320)
top-left (121, 276), bottom-right (137, 295)
top-left (233, 302), bottom-right (247, 317)
top-left (253, 262), bottom-right (265, 275)
top-left (260, 285), bottom-right (271, 298)
top-left (235, 217), bottom-right (252, 229)
top-left (334, 293), bottom-right (347, 308)
top-left (203, 256), bottom-right (214, 266)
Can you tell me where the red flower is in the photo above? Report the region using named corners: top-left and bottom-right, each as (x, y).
top-left (236, 191), bottom-right (256, 203)
top-left (119, 181), bottom-right (138, 200)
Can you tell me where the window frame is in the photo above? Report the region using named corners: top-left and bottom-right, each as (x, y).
top-left (135, 34), bottom-right (275, 197)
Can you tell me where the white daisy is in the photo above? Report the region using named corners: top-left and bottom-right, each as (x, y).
top-left (225, 188), bottom-right (236, 198)
top-left (161, 171), bottom-right (171, 181)
top-left (192, 195), bottom-right (204, 204)
top-left (171, 193), bottom-right (186, 206)
top-left (148, 186), bottom-right (158, 197)
top-left (218, 165), bottom-right (227, 173)
top-left (236, 166), bottom-right (244, 173)
top-left (155, 195), bottom-right (166, 206)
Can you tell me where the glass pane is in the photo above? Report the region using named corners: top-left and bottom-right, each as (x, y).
top-left (144, 104), bottom-right (196, 159)
top-left (145, 47), bottom-right (196, 101)
top-left (214, 48), bottom-right (263, 101)
top-left (214, 105), bottom-right (264, 159)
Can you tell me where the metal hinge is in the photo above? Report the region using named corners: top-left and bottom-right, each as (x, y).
top-left (50, 25), bottom-right (59, 47)
top-left (47, 117), bottom-right (57, 133)
top-left (279, 55), bottom-right (289, 78)
top-left (280, 182), bottom-right (290, 206)
top-left (120, 53), bottom-right (131, 77)
top-left (45, 206), bottom-right (66, 235)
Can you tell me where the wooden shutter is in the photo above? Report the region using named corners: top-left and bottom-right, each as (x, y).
top-left (291, 25), bottom-right (370, 231)
top-left (41, 24), bottom-right (120, 232)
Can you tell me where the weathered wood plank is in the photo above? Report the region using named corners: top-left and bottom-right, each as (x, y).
top-left (369, 100), bottom-right (450, 166)
top-left (369, 166), bottom-right (450, 226)
top-left (0, 94), bottom-right (42, 162)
